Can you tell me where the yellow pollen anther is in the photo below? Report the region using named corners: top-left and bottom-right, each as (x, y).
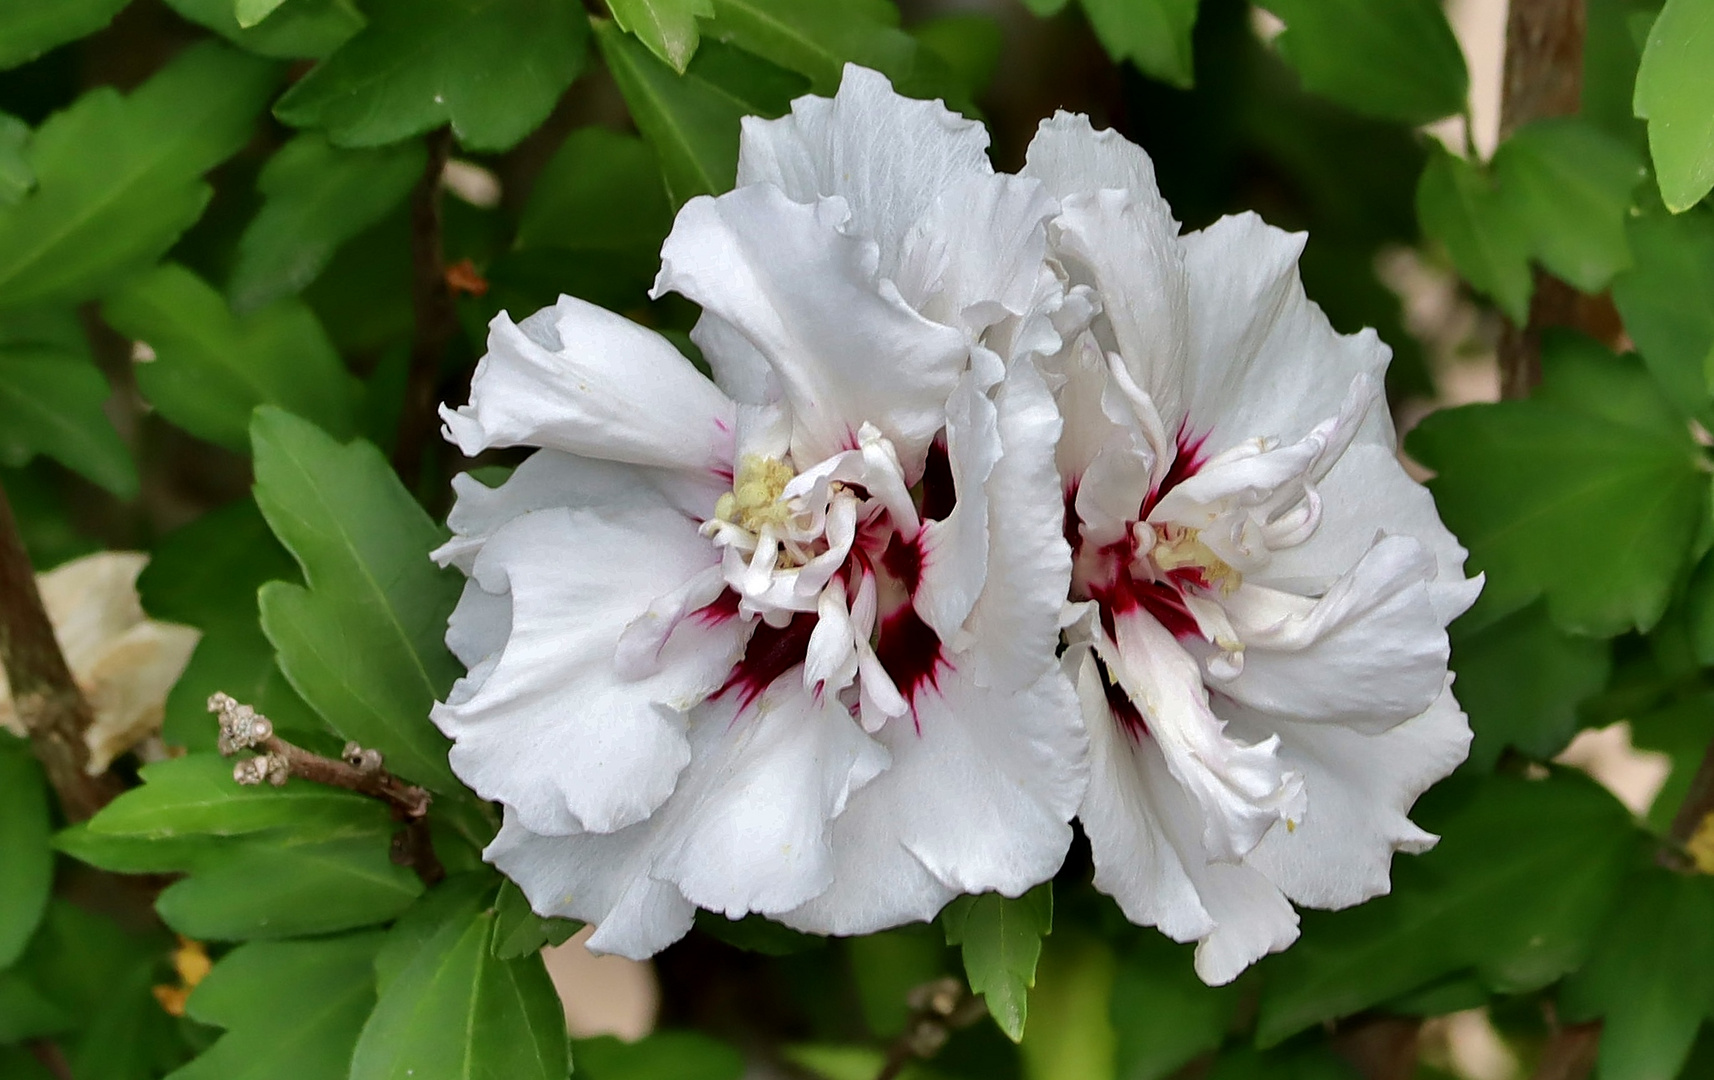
top-left (719, 455), bottom-right (796, 533)
top-left (1152, 525), bottom-right (1241, 594)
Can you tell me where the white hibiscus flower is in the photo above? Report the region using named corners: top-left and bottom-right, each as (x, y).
top-left (1026, 114), bottom-right (1481, 984)
top-left (432, 67), bottom-right (1088, 959)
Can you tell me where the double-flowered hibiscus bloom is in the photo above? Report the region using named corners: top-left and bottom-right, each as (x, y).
top-left (434, 65), bottom-right (1479, 982)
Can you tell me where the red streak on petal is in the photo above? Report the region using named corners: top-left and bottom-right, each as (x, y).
top-left (1143, 429), bottom-right (1207, 516)
top-left (691, 590), bottom-right (740, 625)
top-left (876, 606), bottom-right (950, 728)
top-left (1094, 653), bottom-right (1148, 741)
top-left (880, 532), bottom-right (922, 598)
top-left (718, 612), bottom-right (816, 713)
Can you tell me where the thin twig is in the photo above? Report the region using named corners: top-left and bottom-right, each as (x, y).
top-left (209, 693), bottom-right (444, 885)
top-left (392, 126), bottom-right (458, 489)
top-left (1531, 1020), bottom-right (1602, 1080)
top-left (873, 978), bottom-right (990, 1080)
top-left (0, 478), bottom-right (122, 821)
top-left (27, 1040), bottom-right (74, 1080)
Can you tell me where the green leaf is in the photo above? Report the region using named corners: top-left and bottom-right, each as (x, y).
top-left (156, 833), bottom-right (423, 940)
top-left (0, 968), bottom-right (75, 1041)
top-left (87, 754), bottom-right (391, 839)
top-left (0, 42), bottom-right (279, 310)
top-left (1078, 0), bottom-right (1199, 88)
top-left (610, 0), bottom-right (713, 72)
top-left (235, 0), bottom-right (289, 27)
top-left (230, 133), bottom-right (424, 311)
top-left (374, 873), bottom-right (498, 994)
top-left (0, 340), bottom-right (136, 496)
top-left (1635, 0), bottom-right (1714, 212)
top-left (250, 407), bottom-right (463, 792)
top-left (349, 907), bottom-right (569, 1080)
top-left (1258, 0), bottom-right (1469, 124)
top-left (162, 0), bottom-right (364, 60)
top-left (0, 0), bottom-right (130, 70)
top-left (0, 735), bottom-right (51, 969)
top-left (273, 0), bottom-right (591, 152)
top-left (1018, 932), bottom-right (1117, 1080)
top-left (1110, 935), bottom-right (1239, 1080)
top-left (169, 933), bottom-right (384, 1080)
top-left (1493, 118), bottom-right (1645, 292)
top-left (703, 0), bottom-right (916, 95)
top-left (598, 24), bottom-right (805, 207)
top-left (1254, 772), bottom-right (1635, 1046)
top-left (1416, 146), bottom-right (1533, 323)
top-left (1452, 601), bottom-right (1613, 770)
top-left (492, 879), bottom-right (582, 961)
top-left (910, 15), bottom-right (1002, 100)
top-left (847, 925), bottom-right (949, 1038)
top-left (942, 883), bottom-right (1053, 1041)
top-left (104, 263), bottom-right (359, 452)
top-left (516, 126), bottom-right (672, 260)
top-left (1611, 203), bottom-right (1714, 412)
top-left (1560, 869), bottom-right (1714, 1080)
top-left (0, 112), bottom-right (33, 206)
top-left (574, 1033), bottom-right (744, 1080)
top-left (1407, 342), bottom-right (1709, 636)
top-left (55, 820), bottom-right (226, 875)
top-left (694, 909), bottom-right (822, 955)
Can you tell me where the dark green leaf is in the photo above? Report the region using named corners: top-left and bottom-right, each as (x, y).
top-left (1255, 772), bottom-right (1635, 1045)
top-left (0, 112), bottom-right (33, 206)
top-left (943, 883), bottom-right (1053, 1042)
top-left (516, 126), bottom-right (672, 260)
top-left (251, 407), bottom-right (463, 792)
top-left (847, 925), bottom-right (949, 1038)
top-left (235, 0), bottom-right (289, 26)
top-left (693, 909), bottom-right (822, 954)
top-left (1610, 203), bottom-right (1714, 413)
top-left (1452, 601), bottom-right (1612, 770)
top-left (1561, 869), bottom-right (1714, 1080)
top-left (492, 879), bottom-right (581, 961)
top-left (273, 0), bottom-right (591, 151)
top-left (1630, 695), bottom-right (1714, 833)
top-left (156, 833), bottom-right (423, 940)
top-left (229, 133), bottom-right (423, 311)
top-left (1078, 0), bottom-right (1199, 88)
top-left (599, 25), bottom-right (805, 207)
top-left (1110, 935), bottom-right (1238, 1080)
top-left (909, 14), bottom-right (1003, 100)
top-left (168, 933), bottom-right (383, 1080)
top-left (1407, 343), bottom-right (1709, 636)
top-left (574, 1033), bottom-right (744, 1080)
top-left (0, 0), bottom-right (130, 70)
top-left (0, 340), bottom-right (135, 496)
top-left (610, 0), bottom-right (713, 72)
top-left (1635, 0), bottom-right (1714, 212)
top-left (1493, 117), bottom-right (1644, 292)
top-left (87, 754), bottom-right (391, 839)
top-left (349, 908), bottom-right (568, 1080)
top-left (163, 0), bottom-right (363, 60)
top-left (1416, 146), bottom-right (1533, 323)
top-left (0, 735), bottom-right (50, 969)
top-left (104, 263), bottom-right (359, 452)
top-left (55, 820), bottom-right (226, 875)
top-left (0, 968), bottom-right (75, 1042)
top-left (1258, 0), bottom-right (1469, 124)
top-left (0, 43), bottom-right (279, 310)
top-left (374, 873), bottom-right (498, 994)
top-left (703, 0), bottom-right (917, 95)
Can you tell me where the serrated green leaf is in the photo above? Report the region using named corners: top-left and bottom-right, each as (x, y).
top-left (0, 112), bottom-right (32, 206)
top-left (1493, 118), bottom-right (1644, 292)
top-left (1416, 146), bottom-right (1533, 323)
top-left (1407, 342), bottom-right (1709, 636)
top-left (1635, 0), bottom-right (1714, 212)
top-left (492, 879), bottom-right (581, 961)
top-left (230, 133), bottom-right (423, 312)
top-left (1611, 203), bottom-right (1714, 411)
top-left (250, 407), bottom-right (462, 792)
top-left (1258, 0), bottom-right (1469, 124)
top-left (610, 0), bottom-right (712, 72)
top-left (104, 263), bottom-right (358, 452)
top-left (168, 933), bottom-right (383, 1080)
top-left (942, 883), bottom-right (1052, 1041)
top-left (1254, 772), bottom-right (1635, 1046)
top-left (1110, 935), bottom-right (1238, 1080)
top-left (0, 341), bottom-right (136, 496)
top-left (1078, 0), bottom-right (1198, 88)
top-left (1452, 601), bottom-right (1612, 770)
top-left (157, 833), bottom-right (423, 940)
top-left (350, 908), bottom-right (568, 1080)
top-left (598, 24), bottom-right (805, 207)
top-left (87, 754), bottom-right (390, 839)
top-left (575, 1033), bottom-right (745, 1080)
top-left (234, 0), bottom-right (288, 28)
top-left (1561, 869), bottom-right (1714, 1080)
top-left (163, 0), bottom-right (364, 60)
top-left (0, 43), bottom-right (279, 310)
top-left (0, 0), bottom-right (131, 70)
top-left (273, 0), bottom-right (590, 151)
top-left (0, 735), bottom-right (50, 969)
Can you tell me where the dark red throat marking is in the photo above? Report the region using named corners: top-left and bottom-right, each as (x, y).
top-left (1093, 652), bottom-right (1147, 740)
top-left (717, 615), bottom-right (816, 713)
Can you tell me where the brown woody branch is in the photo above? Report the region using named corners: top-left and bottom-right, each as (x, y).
top-left (392, 126), bottom-right (458, 489)
top-left (873, 978), bottom-right (990, 1080)
top-left (0, 478), bottom-right (122, 821)
top-left (209, 692), bottom-right (443, 885)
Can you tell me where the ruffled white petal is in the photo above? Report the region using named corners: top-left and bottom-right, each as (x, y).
top-left (689, 311), bottom-right (779, 407)
top-left (432, 491), bottom-right (744, 837)
top-left (893, 174), bottom-right (1058, 336)
top-left (1022, 111), bottom-right (1168, 205)
top-left (442, 295), bottom-right (735, 474)
top-left (655, 184), bottom-right (968, 469)
top-left (737, 64), bottom-right (993, 275)
top-left (914, 372), bottom-right (999, 648)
